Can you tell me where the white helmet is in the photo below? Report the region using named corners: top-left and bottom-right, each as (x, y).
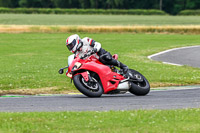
top-left (66, 34), bottom-right (82, 53)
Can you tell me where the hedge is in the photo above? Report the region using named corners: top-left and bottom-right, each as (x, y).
top-left (178, 10), bottom-right (200, 15)
top-left (0, 8), bottom-right (167, 15)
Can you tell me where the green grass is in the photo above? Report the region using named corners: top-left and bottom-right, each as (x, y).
top-left (0, 33), bottom-right (200, 93)
top-left (0, 14), bottom-right (200, 26)
top-left (0, 109), bottom-right (200, 132)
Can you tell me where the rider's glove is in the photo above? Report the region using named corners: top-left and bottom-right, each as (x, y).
top-left (91, 48), bottom-right (97, 54)
top-left (88, 48), bottom-right (97, 55)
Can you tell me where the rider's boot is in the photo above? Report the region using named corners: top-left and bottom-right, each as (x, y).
top-left (107, 58), bottom-right (129, 74)
top-left (118, 61), bottom-right (129, 74)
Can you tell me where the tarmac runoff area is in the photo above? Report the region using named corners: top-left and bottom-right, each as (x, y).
top-left (148, 45), bottom-right (200, 68)
top-left (0, 86), bottom-right (200, 112)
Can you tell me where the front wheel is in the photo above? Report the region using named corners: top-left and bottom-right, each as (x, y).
top-left (73, 74), bottom-right (103, 97)
top-left (128, 69), bottom-right (150, 96)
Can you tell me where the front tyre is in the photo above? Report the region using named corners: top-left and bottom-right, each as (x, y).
top-left (73, 74), bottom-right (103, 97)
top-left (129, 69), bottom-right (150, 96)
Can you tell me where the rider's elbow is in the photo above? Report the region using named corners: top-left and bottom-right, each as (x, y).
top-left (94, 42), bottom-right (101, 52)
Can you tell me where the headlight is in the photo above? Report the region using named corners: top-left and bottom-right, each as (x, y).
top-left (75, 62), bottom-right (82, 69)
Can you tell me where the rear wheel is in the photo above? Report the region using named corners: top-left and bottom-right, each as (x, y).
top-left (128, 69), bottom-right (150, 96)
top-left (73, 74), bottom-right (103, 97)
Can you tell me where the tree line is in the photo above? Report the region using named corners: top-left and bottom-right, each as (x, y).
top-left (0, 0), bottom-right (200, 15)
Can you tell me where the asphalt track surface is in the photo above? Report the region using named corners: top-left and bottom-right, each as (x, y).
top-left (149, 46), bottom-right (200, 68)
top-left (1, 88), bottom-right (200, 112)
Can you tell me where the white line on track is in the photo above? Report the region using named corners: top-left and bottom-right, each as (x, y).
top-left (163, 62), bottom-right (183, 66)
top-left (148, 45), bottom-right (200, 66)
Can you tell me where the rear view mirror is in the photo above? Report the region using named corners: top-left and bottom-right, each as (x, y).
top-left (58, 69), bottom-right (64, 74)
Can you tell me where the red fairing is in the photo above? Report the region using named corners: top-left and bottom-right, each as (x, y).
top-left (66, 55), bottom-right (125, 94)
top-left (66, 56), bottom-right (84, 76)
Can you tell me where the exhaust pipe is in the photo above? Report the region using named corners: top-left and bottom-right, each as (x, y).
top-left (117, 81), bottom-right (131, 90)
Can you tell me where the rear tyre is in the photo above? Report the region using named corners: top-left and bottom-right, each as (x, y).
top-left (129, 69), bottom-right (150, 96)
top-left (73, 74), bottom-right (103, 97)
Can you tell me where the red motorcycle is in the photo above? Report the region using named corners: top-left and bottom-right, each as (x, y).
top-left (59, 53), bottom-right (150, 97)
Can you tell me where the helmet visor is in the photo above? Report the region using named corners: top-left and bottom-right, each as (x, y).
top-left (67, 39), bottom-right (76, 51)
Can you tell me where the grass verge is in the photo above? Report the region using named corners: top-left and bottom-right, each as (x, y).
top-left (1, 25), bottom-right (200, 34)
top-left (1, 14), bottom-right (200, 26)
top-left (0, 109), bottom-right (200, 132)
top-left (0, 33), bottom-right (200, 94)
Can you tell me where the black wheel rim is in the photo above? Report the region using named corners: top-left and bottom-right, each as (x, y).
top-left (81, 77), bottom-right (99, 91)
top-left (132, 73), bottom-right (146, 87)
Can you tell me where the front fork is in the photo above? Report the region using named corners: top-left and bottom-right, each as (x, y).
top-left (80, 71), bottom-right (89, 82)
top-left (80, 71), bottom-right (98, 86)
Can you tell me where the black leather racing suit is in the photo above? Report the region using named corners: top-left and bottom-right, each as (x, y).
top-left (97, 48), bottom-right (128, 73)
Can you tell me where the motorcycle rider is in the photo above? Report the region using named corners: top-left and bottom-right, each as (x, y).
top-left (66, 34), bottom-right (129, 74)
